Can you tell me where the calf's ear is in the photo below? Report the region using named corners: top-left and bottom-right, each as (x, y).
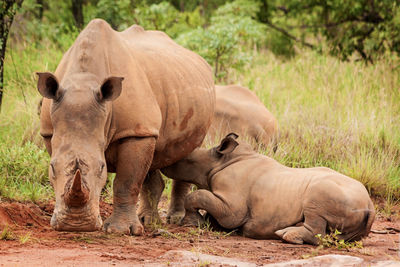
top-left (96, 76), bottom-right (124, 102)
top-left (216, 135), bottom-right (239, 155)
top-left (36, 72), bottom-right (62, 100)
top-left (226, 132), bottom-right (239, 139)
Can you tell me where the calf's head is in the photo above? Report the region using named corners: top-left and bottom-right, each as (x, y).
top-left (37, 72), bottom-right (123, 231)
top-left (162, 133), bottom-right (242, 189)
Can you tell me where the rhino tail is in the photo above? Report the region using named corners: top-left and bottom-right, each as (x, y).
top-left (364, 200), bottom-right (376, 236)
top-left (339, 201), bottom-right (376, 242)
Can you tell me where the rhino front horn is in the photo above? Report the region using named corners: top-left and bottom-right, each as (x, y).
top-left (64, 169), bottom-right (90, 207)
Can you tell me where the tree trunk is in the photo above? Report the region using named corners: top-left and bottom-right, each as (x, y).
top-left (71, 0), bottom-right (84, 29)
top-left (0, 0), bottom-right (24, 111)
top-left (36, 0), bottom-right (43, 20)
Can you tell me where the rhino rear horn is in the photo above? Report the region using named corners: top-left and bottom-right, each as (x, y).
top-left (64, 169), bottom-right (90, 207)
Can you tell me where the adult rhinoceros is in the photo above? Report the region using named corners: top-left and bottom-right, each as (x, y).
top-left (38, 19), bottom-right (215, 234)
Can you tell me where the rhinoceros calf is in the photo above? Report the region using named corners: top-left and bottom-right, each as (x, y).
top-left (38, 19), bottom-right (215, 234)
top-left (206, 85), bottom-right (278, 150)
top-left (161, 133), bottom-right (375, 245)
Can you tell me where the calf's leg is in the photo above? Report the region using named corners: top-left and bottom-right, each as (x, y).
top-left (182, 189), bottom-right (245, 229)
top-left (103, 137), bottom-right (156, 235)
top-left (275, 211), bottom-right (327, 245)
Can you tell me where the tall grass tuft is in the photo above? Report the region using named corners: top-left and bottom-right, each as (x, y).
top-left (0, 42), bottom-right (63, 202)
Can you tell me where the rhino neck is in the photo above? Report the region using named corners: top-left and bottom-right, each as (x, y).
top-left (207, 154), bottom-right (259, 188)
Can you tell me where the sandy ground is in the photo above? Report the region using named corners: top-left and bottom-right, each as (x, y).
top-left (0, 198), bottom-right (399, 266)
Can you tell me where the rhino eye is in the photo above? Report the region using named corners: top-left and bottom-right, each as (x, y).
top-left (100, 162), bottom-right (105, 173)
top-left (50, 162), bottom-right (56, 178)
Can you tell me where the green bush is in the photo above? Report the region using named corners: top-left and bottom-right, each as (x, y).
top-left (177, 0), bottom-right (266, 81)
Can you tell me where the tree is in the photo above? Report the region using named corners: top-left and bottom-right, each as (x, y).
top-left (71, 0), bottom-right (84, 29)
top-left (0, 0), bottom-right (23, 111)
top-left (257, 0), bottom-right (400, 62)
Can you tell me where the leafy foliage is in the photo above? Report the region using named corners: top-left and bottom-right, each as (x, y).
top-left (257, 0), bottom-right (400, 62)
top-left (316, 229), bottom-right (363, 250)
top-left (177, 0), bottom-right (266, 80)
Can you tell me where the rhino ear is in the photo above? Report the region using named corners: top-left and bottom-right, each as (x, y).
top-left (36, 72), bottom-right (61, 100)
top-left (96, 76), bottom-right (124, 102)
top-left (216, 134), bottom-right (239, 155)
top-left (226, 132), bottom-right (239, 139)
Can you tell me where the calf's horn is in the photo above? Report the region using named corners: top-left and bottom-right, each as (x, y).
top-left (64, 169), bottom-right (89, 207)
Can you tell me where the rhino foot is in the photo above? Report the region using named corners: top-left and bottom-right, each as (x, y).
top-left (138, 209), bottom-right (162, 226)
top-left (103, 213), bottom-right (144, 235)
top-left (167, 210), bottom-right (186, 224)
top-left (275, 226), bottom-right (319, 245)
top-left (180, 211), bottom-right (205, 227)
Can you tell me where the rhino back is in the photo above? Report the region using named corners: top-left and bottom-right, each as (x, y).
top-left (40, 19), bottom-right (215, 169)
top-left (209, 85), bottom-right (277, 146)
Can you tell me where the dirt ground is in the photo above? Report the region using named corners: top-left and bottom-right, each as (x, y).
top-left (0, 198), bottom-right (399, 266)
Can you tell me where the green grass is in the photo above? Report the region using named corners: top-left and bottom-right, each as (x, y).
top-left (0, 42), bottom-right (399, 204)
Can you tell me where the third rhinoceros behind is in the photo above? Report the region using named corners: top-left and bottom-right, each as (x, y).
top-left (161, 133), bottom-right (375, 245)
top-left (206, 85), bottom-right (278, 150)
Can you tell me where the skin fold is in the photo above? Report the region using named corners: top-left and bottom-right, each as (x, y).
top-left (38, 19), bottom-right (215, 234)
top-left (161, 133), bottom-right (375, 245)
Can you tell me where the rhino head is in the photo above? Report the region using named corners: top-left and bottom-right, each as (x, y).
top-left (37, 72), bottom-right (123, 231)
top-left (161, 133), bottom-right (241, 190)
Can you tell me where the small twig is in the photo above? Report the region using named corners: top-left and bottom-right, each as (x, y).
top-left (371, 229), bottom-right (389, 234)
top-left (371, 229), bottom-right (397, 234)
top-left (388, 248), bottom-right (400, 252)
top-left (386, 227), bottom-right (400, 233)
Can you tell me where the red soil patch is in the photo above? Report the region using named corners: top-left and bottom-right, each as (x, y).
top-left (0, 198), bottom-right (399, 266)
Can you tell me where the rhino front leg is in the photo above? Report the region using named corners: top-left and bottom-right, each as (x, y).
top-left (103, 137), bottom-right (156, 235)
top-left (138, 170), bottom-right (164, 226)
top-left (182, 189), bottom-right (244, 229)
top-left (167, 180), bottom-right (191, 224)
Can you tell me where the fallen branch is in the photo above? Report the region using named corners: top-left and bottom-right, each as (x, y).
top-left (386, 227), bottom-right (400, 233)
top-left (264, 21), bottom-right (315, 49)
top-left (371, 229), bottom-right (397, 234)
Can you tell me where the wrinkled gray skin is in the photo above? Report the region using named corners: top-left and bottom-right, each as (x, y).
top-left (161, 134), bottom-right (376, 245)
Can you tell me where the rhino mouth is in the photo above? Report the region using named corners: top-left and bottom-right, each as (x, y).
top-left (51, 209), bottom-right (102, 232)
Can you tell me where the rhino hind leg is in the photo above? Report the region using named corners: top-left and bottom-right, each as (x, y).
top-left (275, 212), bottom-right (327, 245)
top-left (275, 226), bottom-right (314, 245)
top-left (138, 170), bottom-right (164, 226)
